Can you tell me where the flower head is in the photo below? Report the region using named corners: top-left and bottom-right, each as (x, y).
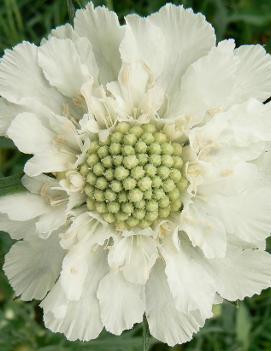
top-left (1, 2), bottom-right (271, 346)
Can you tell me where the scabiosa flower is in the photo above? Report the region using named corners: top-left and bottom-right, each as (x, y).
top-left (1, 2), bottom-right (271, 346)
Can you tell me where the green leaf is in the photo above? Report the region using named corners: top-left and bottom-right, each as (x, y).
top-left (0, 173), bottom-right (25, 196)
top-left (228, 13), bottom-right (271, 26)
top-left (0, 137), bottom-right (16, 150)
top-left (76, 336), bottom-right (148, 351)
top-left (38, 348), bottom-right (69, 351)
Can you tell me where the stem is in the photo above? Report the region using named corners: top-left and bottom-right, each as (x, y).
top-left (142, 316), bottom-right (149, 351)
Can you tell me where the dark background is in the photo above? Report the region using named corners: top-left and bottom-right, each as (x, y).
top-left (1, 0), bottom-right (271, 350)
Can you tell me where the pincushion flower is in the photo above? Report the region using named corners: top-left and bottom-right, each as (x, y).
top-left (1, 2), bottom-right (271, 347)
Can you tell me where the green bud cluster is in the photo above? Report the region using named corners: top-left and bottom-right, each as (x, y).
top-left (80, 122), bottom-right (187, 230)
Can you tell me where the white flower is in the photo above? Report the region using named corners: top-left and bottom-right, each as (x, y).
top-left (1, 2), bottom-right (271, 346)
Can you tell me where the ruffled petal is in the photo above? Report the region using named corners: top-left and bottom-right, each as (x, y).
top-left (186, 160), bottom-right (259, 198)
top-left (41, 247), bottom-right (108, 341)
top-left (189, 100), bottom-right (271, 163)
top-left (97, 271), bottom-right (145, 335)
top-left (0, 214), bottom-right (36, 240)
top-left (7, 112), bottom-right (80, 176)
top-left (0, 96), bottom-right (70, 137)
top-left (7, 112), bottom-right (54, 154)
top-left (47, 23), bottom-right (76, 40)
top-left (59, 213), bottom-right (112, 300)
top-left (38, 37), bottom-right (98, 98)
top-left (181, 200), bottom-right (227, 258)
top-left (233, 45), bottom-right (271, 103)
top-left (21, 174), bottom-right (59, 193)
top-left (24, 151), bottom-right (76, 177)
top-left (146, 261), bottom-right (206, 347)
top-left (120, 14), bottom-right (165, 78)
top-left (211, 246), bottom-right (271, 300)
top-left (0, 98), bottom-right (22, 136)
top-left (0, 42), bottom-right (67, 114)
top-left (108, 235), bottom-right (158, 285)
top-left (0, 175), bottom-right (68, 238)
top-left (210, 186), bottom-right (271, 244)
top-left (169, 40), bottom-right (237, 124)
top-left (0, 192), bottom-right (49, 221)
top-left (4, 232), bottom-right (64, 300)
top-left (60, 212), bottom-right (112, 250)
top-left (121, 4), bottom-right (215, 98)
top-left (36, 206), bottom-right (67, 237)
top-left (161, 236), bottom-right (216, 318)
top-left (60, 243), bottom-right (89, 301)
top-left (21, 175), bottom-right (68, 232)
top-left (74, 3), bottom-right (124, 84)
top-left (80, 80), bottom-right (117, 130)
top-left (107, 62), bottom-right (164, 120)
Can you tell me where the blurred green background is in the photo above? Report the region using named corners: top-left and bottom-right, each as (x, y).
top-left (1, 0), bottom-right (271, 350)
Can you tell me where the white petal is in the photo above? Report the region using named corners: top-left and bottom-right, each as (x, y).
top-left (0, 98), bottom-right (22, 136)
top-left (211, 246), bottom-right (271, 300)
top-left (227, 234), bottom-right (266, 251)
top-left (38, 38), bottom-right (98, 98)
top-left (60, 243), bottom-right (89, 301)
top-left (80, 81), bottom-right (117, 130)
top-left (170, 40), bottom-right (237, 123)
top-left (59, 213), bottom-right (112, 300)
top-left (97, 271), bottom-right (145, 335)
top-left (0, 42), bottom-right (66, 114)
top-left (233, 45), bottom-right (271, 103)
top-left (120, 15), bottom-right (165, 78)
top-left (190, 100), bottom-right (271, 163)
top-left (186, 158), bottom-right (271, 246)
top-left (0, 214), bottom-right (36, 240)
top-left (60, 212), bottom-right (111, 250)
top-left (140, 84), bottom-right (165, 117)
top-left (41, 281), bottom-right (67, 319)
top-left (25, 151), bottom-right (76, 177)
top-left (107, 62), bottom-right (157, 119)
top-left (0, 192), bottom-right (49, 221)
top-left (59, 170), bottom-right (85, 193)
top-left (47, 112), bottom-right (81, 151)
top-left (36, 206), bottom-right (67, 237)
top-left (21, 175), bottom-right (68, 235)
top-left (210, 186), bottom-right (271, 244)
top-left (146, 261), bottom-right (206, 347)
top-left (224, 100), bottom-right (271, 144)
top-left (181, 200), bottom-right (227, 258)
top-left (121, 4), bottom-right (215, 97)
top-left (186, 160), bottom-right (259, 197)
top-left (74, 3), bottom-right (124, 84)
top-left (150, 4), bottom-right (215, 83)
top-left (67, 191), bottom-right (86, 212)
top-left (7, 112), bottom-right (79, 176)
top-left (108, 235), bottom-right (158, 285)
top-left (75, 37), bottom-right (99, 82)
top-left (254, 141), bottom-right (271, 178)
top-left (42, 248), bottom-right (108, 341)
top-left (21, 174), bottom-right (59, 193)
top-left (4, 233), bottom-right (64, 300)
top-left (0, 96), bottom-right (71, 137)
top-left (161, 236), bottom-right (216, 318)
top-left (48, 23), bottom-right (77, 40)
top-left (7, 112), bottom-right (54, 154)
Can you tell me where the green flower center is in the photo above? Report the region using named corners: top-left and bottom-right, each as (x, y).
top-left (80, 122), bottom-right (187, 231)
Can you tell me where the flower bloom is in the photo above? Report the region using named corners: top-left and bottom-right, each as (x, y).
top-left (1, 2), bottom-right (271, 346)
